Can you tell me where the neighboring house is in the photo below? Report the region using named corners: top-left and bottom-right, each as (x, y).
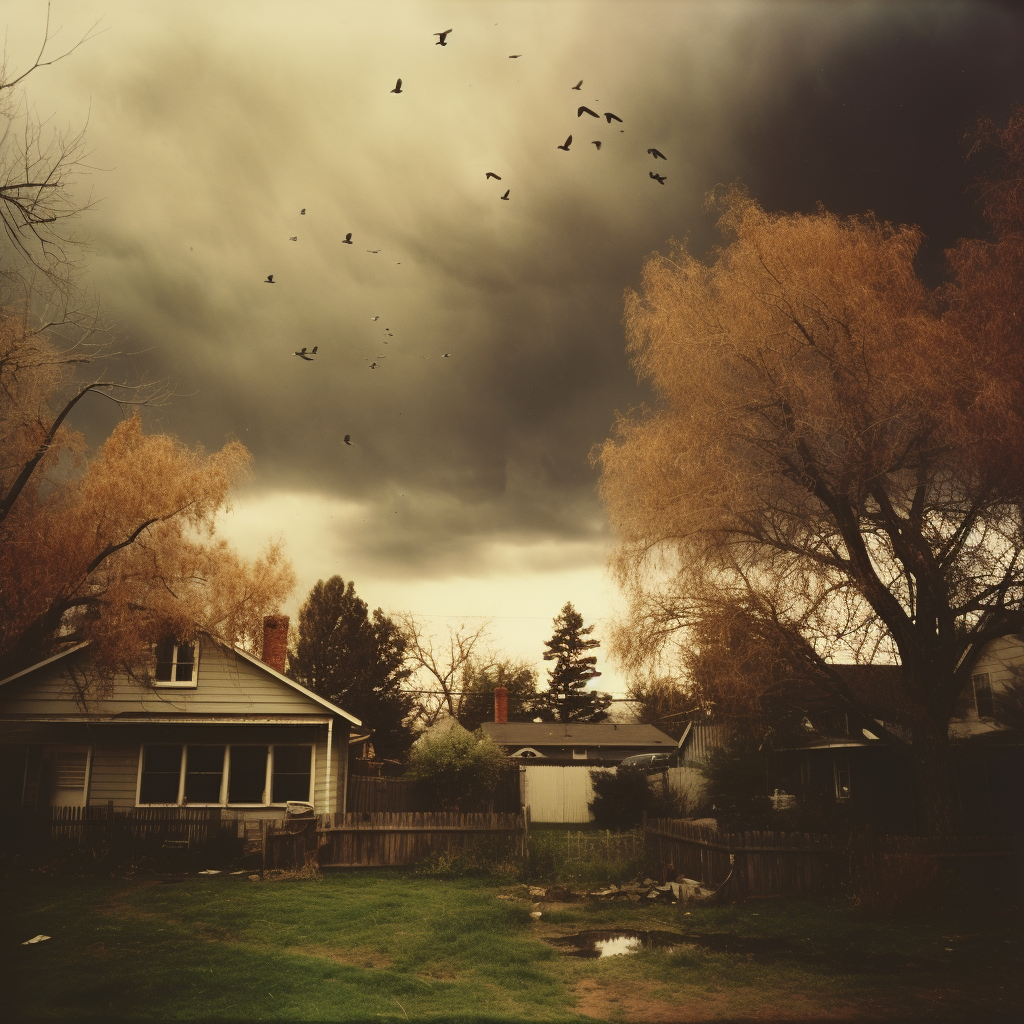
top-left (0, 616), bottom-right (364, 820)
top-left (481, 721), bottom-right (676, 763)
top-left (676, 649), bottom-right (1024, 835)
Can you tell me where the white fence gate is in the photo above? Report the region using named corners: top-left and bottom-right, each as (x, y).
top-left (521, 764), bottom-right (597, 823)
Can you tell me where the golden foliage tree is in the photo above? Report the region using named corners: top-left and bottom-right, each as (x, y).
top-left (598, 114), bottom-right (1024, 836)
top-left (0, 313), bottom-right (295, 682)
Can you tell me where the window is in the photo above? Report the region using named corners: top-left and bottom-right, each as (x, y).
top-left (137, 744), bottom-right (312, 806)
top-left (153, 638), bottom-right (198, 686)
top-left (972, 673), bottom-right (994, 718)
top-left (272, 746), bottom-right (313, 803)
top-left (572, 748), bottom-right (588, 760)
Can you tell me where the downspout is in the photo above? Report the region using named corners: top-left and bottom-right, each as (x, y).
top-left (325, 718), bottom-right (333, 816)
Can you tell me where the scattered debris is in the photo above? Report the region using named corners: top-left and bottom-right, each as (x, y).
top-left (22, 935), bottom-right (51, 945)
top-left (229, 870), bottom-right (247, 875)
top-left (529, 911), bottom-right (543, 920)
top-left (197, 869), bottom-right (222, 876)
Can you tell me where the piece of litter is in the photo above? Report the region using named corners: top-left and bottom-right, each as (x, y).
top-left (197, 869), bottom-right (222, 875)
top-left (229, 870), bottom-right (246, 875)
top-left (22, 935), bottom-right (51, 945)
top-left (530, 911), bottom-right (542, 920)
top-left (684, 912), bottom-right (691, 916)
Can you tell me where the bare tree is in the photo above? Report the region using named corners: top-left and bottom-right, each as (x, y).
top-left (597, 116), bottom-right (1024, 836)
top-left (394, 614), bottom-right (494, 730)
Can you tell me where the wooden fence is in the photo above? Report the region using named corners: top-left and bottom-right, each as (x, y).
top-left (345, 771), bottom-right (523, 814)
top-left (2, 804), bottom-right (241, 865)
top-left (645, 817), bottom-right (1022, 897)
top-left (312, 811), bottom-right (528, 868)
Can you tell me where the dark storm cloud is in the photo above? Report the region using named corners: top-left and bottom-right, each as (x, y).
top-left (13, 1), bottom-right (1024, 580)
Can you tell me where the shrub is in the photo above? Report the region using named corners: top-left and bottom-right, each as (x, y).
top-left (406, 729), bottom-right (509, 811)
top-left (589, 765), bottom-right (679, 829)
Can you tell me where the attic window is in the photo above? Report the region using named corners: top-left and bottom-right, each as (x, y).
top-left (153, 638), bottom-right (198, 687)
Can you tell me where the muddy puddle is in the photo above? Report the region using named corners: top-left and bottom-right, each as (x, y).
top-left (546, 930), bottom-right (691, 958)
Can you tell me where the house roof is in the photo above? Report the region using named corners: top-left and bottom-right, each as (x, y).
top-left (480, 722), bottom-right (674, 747)
top-left (0, 637), bottom-right (361, 727)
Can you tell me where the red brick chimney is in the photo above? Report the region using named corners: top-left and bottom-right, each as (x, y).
top-left (494, 686), bottom-right (508, 724)
top-left (261, 615), bottom-right (289, 674)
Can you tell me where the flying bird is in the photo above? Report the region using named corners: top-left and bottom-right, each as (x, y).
top-left (591, 141), bottom-right (601, 150)
top-left (577, 105), bottom-right (599, 118)
top-left (344, 435), bottom-right (353, 445)
top-left (367, 249), bottom-right (381, 253)
top-left (442, 353), bottom-right (451, 358)
top-left (485, 172), bottom-right (502, 180)
top-left (434, 29), bottom-right (452, 45)
top-left (343, 233), bottom-right (353, 244)
top-left (604, 112), bottom-right (622, 123)
top-left (557, 135), bottom-right (572, 151)
top-left (369, 361), bottom-right (379, 369)
top-left (508, 54), bottom-right (522, 58)
top-left (300, 209), bottom-right (306, 215)
top-left (265, 274), bottom-right (275, 283)
top-left (647, 148), bottom-right (667, 160)
top-left (572, 80), bottom-right (583, 90)
top-left (289, 236), bottom-right (297, 241)
top-left (500, 189), bottom-right (510, 200)
top-left (391, 79), bottom-right (403, 93)
top-left (650, 172), bottom-right (667, 184)
top-left (293, 347), bottom-right (314, 360)
top-left (371, 316), bottom-right (380, 320)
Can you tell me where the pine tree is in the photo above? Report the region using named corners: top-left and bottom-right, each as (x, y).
top-left (288, 577), bottom-right (415, 761)
top-left (535, 602), bottom-right (612, 722)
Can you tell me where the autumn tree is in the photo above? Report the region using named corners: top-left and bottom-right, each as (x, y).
top-left (287, 577), bottom-right (415, 761)
top-left (456, 658), bottom-right (539, 730)
top-left (598, 112), bottom-right (1024, 836)
top-left (534, 602), bottom-right (612, 722)
top-left (624, 675), bottom-right (697, 740)
top-left (0, 313), bottom-right (295, 684)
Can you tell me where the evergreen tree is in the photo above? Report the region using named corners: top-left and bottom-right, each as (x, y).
top-left (534, 602), bottom-right (612, 722)
top-left (288, 577), bottom-right (415, 761)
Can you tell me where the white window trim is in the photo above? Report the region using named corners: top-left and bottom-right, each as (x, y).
top-left (151, 639), bottom-right (200, 689)
top-left (511, 747), bottom-right (545, 758)
top-left (135, 743), bottom-right (314, 808)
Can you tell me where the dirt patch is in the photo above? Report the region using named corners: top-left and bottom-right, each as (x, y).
top-left (573, 978), bottom-right (860, 1022)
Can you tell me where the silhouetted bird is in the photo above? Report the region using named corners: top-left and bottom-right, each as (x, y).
top-left (577, 105), bottom-right (599, 118)
top-left (344, 435), bottom-right (353, 445)
top-left (434, 29), bottom-right (452, 45)
top-left (442, 353), bottom-right (451, 358)
top-left (371, 316), bottom-right (380, 320)
top-left (300, 209), bottom-right (306, 214)
top-left (650, 172), bottom-right (667, 184)
top-left (572, 80), bottom-right (583, 90)
top-left (604, 112), bottom-right (622, 123)
top-left (369, 362), bottom-right (379, 369)
top-left (294, 347), bottom-right (313, 360)
top-left (501, 190), bottom-right (510, 200)
top-left (592, 141), bottom-right (601, 150)
top-left (289, 236), bottom-right (297, 241)
top-left (557, 135), bottom-right (572, 151)
top-left (508, 54), bottom-right (522, 58)
top-left (391, 79), bottom-right (403, 93)
top-left (486, 172), bottom-right (502, 180)
top-left (343, 233), bottom-right (353, 244)
top-left (647, 148), bottom-right (667, 160)
top-left (265, 275), bottom-right (275, 283)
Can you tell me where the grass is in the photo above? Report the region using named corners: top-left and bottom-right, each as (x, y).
top-left (3, 871), bottom-right (1022, 1021)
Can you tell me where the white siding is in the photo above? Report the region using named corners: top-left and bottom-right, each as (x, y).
top-left (0, 637), bottom-right (327, 718)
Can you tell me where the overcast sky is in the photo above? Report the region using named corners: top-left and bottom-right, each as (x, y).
top-left (6, 1), bottom-right (1024, 700)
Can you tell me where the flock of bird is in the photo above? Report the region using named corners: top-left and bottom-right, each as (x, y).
top-left (258, 27), bottom-right (670, 445)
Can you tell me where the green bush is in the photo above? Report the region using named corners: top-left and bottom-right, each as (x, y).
top-left (405, 728), bottom-right (509, 811)
top-left (588, 765), bottom-right (681, 829)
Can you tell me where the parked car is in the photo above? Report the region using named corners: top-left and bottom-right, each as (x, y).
top-left (619, 752), bottom-right (673, 768)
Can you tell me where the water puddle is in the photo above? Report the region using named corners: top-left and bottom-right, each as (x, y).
top-left (547, 930), bottom-right (691, 958)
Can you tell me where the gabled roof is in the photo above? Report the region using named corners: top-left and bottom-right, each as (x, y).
top-left (0, 637), bottom-right (361, 727)
top-left (480, 722), bottom-right (674, 747)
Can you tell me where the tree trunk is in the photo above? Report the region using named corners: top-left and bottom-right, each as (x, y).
top-left (908, 714), bottom-right (960, 837)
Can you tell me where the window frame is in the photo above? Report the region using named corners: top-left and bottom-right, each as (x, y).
top-left (833, 751), bottom-right (852, 802)
top-left (152, 638), bottom-right (200, 689)
top-left (135, 743), bottom-right (314, 808)
top-left (972, 672), bottom-right (994, 719)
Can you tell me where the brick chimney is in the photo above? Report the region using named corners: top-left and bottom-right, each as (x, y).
top-left (261, 615), bottom-right (289, 674)
top-left (494, 686), bottom-right (508, 724)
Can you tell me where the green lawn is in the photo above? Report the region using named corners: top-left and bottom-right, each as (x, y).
top-left (3, 871), bottom-right (1022, 1022)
